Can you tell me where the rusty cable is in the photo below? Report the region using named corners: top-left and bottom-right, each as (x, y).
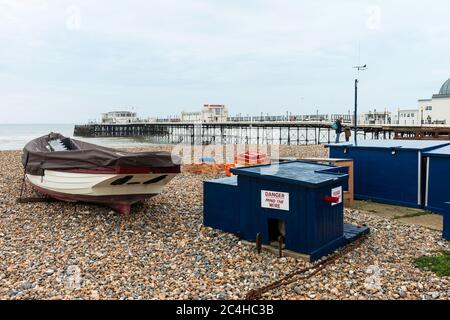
top-left (245, 235), bottom-right (368, 300)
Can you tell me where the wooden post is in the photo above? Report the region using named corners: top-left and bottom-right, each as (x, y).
top-left (302, 158), bottom-right (354, 207)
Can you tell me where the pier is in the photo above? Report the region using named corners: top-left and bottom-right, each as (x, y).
top-left (73, 122), bottom-right (402, 145)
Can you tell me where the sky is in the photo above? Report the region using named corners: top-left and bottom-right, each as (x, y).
top-left (1, 0), bottom-right (450, 124)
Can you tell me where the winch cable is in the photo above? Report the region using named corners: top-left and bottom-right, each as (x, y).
top-left (17, 153), bottom-right (58, 203)
top-left (245, 235), bottom-right (368, 300)
top-left (19, 152), bottom-right (30, 199)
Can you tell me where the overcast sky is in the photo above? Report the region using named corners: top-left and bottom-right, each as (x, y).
top-left (1, 0), bottom-right (449, 123)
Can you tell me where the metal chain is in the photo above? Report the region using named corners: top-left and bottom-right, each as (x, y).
top-left (245, 235), bottom-right (368, 300)
top-left (19, 153), bottom-right (30, 199)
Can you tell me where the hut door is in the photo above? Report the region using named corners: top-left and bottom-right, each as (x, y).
top-left (268, 218), bottom-right (286, 247)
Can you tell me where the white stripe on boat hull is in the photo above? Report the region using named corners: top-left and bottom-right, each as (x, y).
top-left (26, 170), bottom-right (176, 197)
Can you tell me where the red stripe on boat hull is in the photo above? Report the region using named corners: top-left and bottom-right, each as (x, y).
top-left (56, 166), bottom-right (181, 174)
top-left (31, 185), bottom-right (157, 214)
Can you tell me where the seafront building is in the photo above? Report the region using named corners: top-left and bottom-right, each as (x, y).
top-left (354, 77), bottom-right (450, 127)
top-left (359, 110), bottom-right (392, 125)
top-left (202, 104), bottom-right (229, 122)
top-left (418, 78), bottom-right (450, 125)
top-left (181, 104), bottom-right (229, 123)
top-left (180, 111), bottom-right (202, 122)
top-left (101, 111), bottom-right (138, 124)
top-left (393, 109), bottom-right (420, 126)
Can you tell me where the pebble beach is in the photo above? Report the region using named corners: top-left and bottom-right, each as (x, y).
top-left (0, 145), bottom-right (449, 300)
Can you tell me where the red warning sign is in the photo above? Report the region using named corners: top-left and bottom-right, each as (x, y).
top-left (261, 190), bottom-right (290, 211)
top-left (331, 186), bottom-right (343, 206)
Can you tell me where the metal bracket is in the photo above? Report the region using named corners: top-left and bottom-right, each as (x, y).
top-left (278, 235), bottom-right (285, 258)
top-left (255, 233), bottom-right (262, 254)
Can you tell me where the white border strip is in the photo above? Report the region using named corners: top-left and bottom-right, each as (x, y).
top-left (425, 157), bottom-right (430, 207)
top-left (418, 151), bottom-right (421, 206)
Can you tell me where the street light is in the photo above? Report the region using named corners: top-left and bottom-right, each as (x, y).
top-left (353, 64), bottom-right (367, 144)
top-left (421, 106), bottom-right (424, 125)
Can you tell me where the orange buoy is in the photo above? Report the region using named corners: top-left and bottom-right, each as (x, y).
top-left (224, 164), bottom-right (236, 177)
top-left (235, 152), bottom-right (270, 167)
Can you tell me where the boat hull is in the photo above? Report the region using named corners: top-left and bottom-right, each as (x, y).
top-left (26, 170), bottom-right (177, 214)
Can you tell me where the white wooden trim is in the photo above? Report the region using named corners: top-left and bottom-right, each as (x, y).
top-left (27, 170), bottom-right (176, 196)
top-left (425, 157), bottom-right (430, 207)
top-left (418, 152), bottom-right (422, 206)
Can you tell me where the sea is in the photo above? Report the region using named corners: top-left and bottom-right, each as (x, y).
top-left (0, 124), bottom-right (159, 151)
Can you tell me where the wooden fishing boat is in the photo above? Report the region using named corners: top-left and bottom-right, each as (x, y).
top-left (22, 133), bottom-right (180, 214)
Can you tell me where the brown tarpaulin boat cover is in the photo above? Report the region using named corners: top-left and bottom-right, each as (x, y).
top-left (22, 133), bottom-right (181, 176)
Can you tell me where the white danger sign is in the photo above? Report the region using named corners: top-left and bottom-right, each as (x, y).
top-left (261, 190), bottom-right (290, 211)
top-left (331, 186), bottom-right (343, 206)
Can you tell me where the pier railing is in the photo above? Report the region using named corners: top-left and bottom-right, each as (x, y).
top-left (74, 122), bottom-right (400, 145)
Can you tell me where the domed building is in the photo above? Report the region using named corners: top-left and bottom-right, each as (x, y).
top-left (418, 78), bottom-right (450, 125)
top-left (437, 79), bottom-right (450, 96)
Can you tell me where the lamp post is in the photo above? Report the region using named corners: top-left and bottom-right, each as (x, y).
top-left (421, 107), bottom-right (424, 126)
top-left (353, 64), bottom-right (367, 144)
